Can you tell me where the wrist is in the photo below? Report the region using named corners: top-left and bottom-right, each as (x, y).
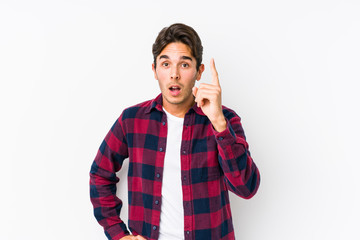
top-left (211, 115), bottom-right (227, 132)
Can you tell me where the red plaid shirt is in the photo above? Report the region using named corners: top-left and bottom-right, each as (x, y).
top-left (90, 94), bottom-right (260, 240)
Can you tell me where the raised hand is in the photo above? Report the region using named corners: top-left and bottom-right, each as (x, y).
top-left (192, 58), bottom-right (227, 132)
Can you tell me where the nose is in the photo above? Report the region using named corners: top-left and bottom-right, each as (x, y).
top-left (170, 67), bottom-right (180, 80)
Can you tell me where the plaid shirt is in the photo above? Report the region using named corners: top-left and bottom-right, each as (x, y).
top-left (90, 94), bottom-right (260, 240)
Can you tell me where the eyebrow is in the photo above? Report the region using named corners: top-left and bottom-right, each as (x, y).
top-left (159, 55), bottom-right (193, 61)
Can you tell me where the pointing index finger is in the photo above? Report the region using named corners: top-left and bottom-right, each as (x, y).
top-left (210, 58), bottom-right (220, 86)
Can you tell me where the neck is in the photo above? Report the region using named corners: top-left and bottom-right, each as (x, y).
top-left (162, 98), bottom-right (195, 118)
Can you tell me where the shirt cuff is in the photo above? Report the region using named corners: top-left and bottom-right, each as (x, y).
top-left (212, 119), bottom-right (237, 147)
top-left (105, 222), bottom-right (130, 240)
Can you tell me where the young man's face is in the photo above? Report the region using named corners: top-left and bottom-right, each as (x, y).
top-left (152, 42), bottom-right (204, 110)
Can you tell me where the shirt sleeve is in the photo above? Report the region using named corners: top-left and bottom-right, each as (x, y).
top-left (212, 109), bottom-right (260, 199)
top-left (89, 115), bottom-right (130, 240)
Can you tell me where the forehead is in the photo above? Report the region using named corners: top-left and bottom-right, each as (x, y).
top-left (158, 42), bottom-right (194, 60)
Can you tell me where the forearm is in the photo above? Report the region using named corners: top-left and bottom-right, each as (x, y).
top-left (214, 118), bottom-right (260, 199)
top-left (90, 164), bottom-right (130, 239)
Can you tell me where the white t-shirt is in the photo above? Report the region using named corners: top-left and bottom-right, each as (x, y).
top-left (158, 108), bottom-right (184, 240)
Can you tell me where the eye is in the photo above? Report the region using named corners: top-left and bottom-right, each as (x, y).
top-left (181, 63), bottom-right (189, 68)
top-left (162, 62), bottom-right (169, 67)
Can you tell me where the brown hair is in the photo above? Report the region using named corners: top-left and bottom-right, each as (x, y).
top-left (152, 23), bottom-right (203, 70)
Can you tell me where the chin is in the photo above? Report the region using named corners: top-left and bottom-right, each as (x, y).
top-left (166, 98), bottom-right (184, 105)
top-left (163, 95), bottom-right (183, 105)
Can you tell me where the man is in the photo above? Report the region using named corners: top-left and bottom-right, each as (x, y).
top-left (90, 23), bottom-right (260, 240)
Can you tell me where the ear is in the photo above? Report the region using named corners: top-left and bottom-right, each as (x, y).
top-left (152, 63), bottom-right (158, 80)
top-left (196, 64), bottom-right (205, 81)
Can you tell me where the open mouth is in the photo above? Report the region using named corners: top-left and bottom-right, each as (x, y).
top-left (169, 85), bottom-right (181, 96)
top-left (169, 86), bottom-right (181, 91)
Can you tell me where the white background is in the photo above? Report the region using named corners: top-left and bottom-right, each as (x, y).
top-left (1, 0), bottom-right (359, 239)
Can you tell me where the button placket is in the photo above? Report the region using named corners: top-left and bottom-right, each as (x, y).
top-left (182, 116), bottom-right (193, 239)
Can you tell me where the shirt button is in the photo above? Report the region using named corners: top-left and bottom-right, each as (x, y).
top-left (183, 176), bottom-right (187, 181)
top-left (159, 147), bottom-right (163, 152)
top-left (186, 231), bottom-right (190, 234)
top-left (182, 150), bottom-right (186, 154)
top-left (153, 226), bottom-right (157, 231)
top-left (155, 200), bottom-right (159, 205)
top-left (156, 173), bottom-right (160, 178)
top-left (219, 137), bottom-right (224, 140)
top-left (162, 121), bottom-right (166, 126)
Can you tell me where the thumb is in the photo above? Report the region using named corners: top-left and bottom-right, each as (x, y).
top-left (192, 86), bottom-right (198, 97)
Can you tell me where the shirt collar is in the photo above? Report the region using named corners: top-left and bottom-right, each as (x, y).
top-left (144, 93), bottom-right (163, 114)
top-left (145, 93), bottom-right (206, 116)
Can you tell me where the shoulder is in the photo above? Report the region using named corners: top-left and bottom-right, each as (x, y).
top-left (221, 105), bottom-right (241, 121)
top-left (121, 99), bottom-right (152, 119)
top-left (221, 105), bottom-right (246, 137)
top-left (111, 98), bottom-right (154, 133)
